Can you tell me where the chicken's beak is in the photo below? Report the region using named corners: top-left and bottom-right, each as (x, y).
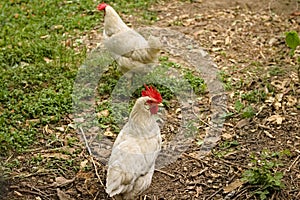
top-left (158, 103), bottom-right (164, 107)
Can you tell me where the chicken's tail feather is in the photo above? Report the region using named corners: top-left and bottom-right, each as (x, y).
top-left (106, 168), bottom-right (133, 197)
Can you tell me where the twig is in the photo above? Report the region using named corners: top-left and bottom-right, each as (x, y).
top-left (286, 154), bottom-right (300, 172)
top-left (21, 183), bottom-right (51, 200)
top-left (155, 169), bottom-right (175, 178)
top-left (219, 158), bottom-right (248, 171)
top-left (182, 153), bottom-right (214, 168)
top-left (93, 191), bottom-right (100, 200)
top-left (17, 189), bottom-right (51, 200)
top-left (4, 154), bottom-right (14, 164)
top-left (206, 188), bottom-right (222, 200)
top-left (258, 124), bottom-right (271, 130)
top-left (80, 127), bottom-right (92, 155)
top-left (80, 127), bottom-right (104, 187)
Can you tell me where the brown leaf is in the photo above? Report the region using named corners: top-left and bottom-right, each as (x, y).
top-left (223, 179), bottom-right (244, 193)
top-left (264, 131), bottom-right (275, 139)
top-left (97, 109), bottom-right (110, 118)
top-left (57, 188), bottom-right (74, 200)
top-left (55, 177), bottom-right (75, 187)
top-left (221, 133), bottom-right (233, 140)
top-left (103, 131), bottom-right (116, 138)
top-left (235, 119), bottom-right (249, 129)
top-left (40, 35), bottom-right (49, 39)
top-left (41, 153), bottom-right (70, 160)
top-left (80, 160), bottom-right (88, 170)
top-left (43, 57), bottom-right (52, 63)
top-left (13, 191), bottom-right (23, 196)
top-left (267, 115), bottom-right (285, 125)
top-left (286, 95), bottom-right (297, 107)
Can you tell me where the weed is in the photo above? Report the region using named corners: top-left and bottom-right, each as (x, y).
top-left (220, 140), bottom-right (239, 149)
top-left (214, 140), bottom-right (239, 158)
top-left (269, 66), bottom-right (284, 76)
top-left (234, 100), bottom-right (244, 113)
top-left (218, 70), bottom-right (232, 90)
top-left (241, 106), bottom-right (255, 118)
top-left (184, 71), bottom-right (207, 95)
top-left (242, 149), bottom-right (290, 200)
top-left (285, 30), bottom-right (300, 81)
top-left (241, 90), bottom-right (266, 103)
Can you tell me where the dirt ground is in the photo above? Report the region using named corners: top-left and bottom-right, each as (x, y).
top-left (1, 0), bottom-right (299, 200)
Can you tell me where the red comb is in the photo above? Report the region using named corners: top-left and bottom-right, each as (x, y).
top-left (97, 3), bottom-right (108, 11)
top-left (141, 84), bottom-right (162, 103)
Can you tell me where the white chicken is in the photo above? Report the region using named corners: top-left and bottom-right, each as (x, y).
top-left (105, 85), bottom-right (163, 199)
top-left (97, 3), bottom-right (161, 76)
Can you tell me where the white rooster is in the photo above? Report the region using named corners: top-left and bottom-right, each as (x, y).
top-left (97, 3), bottom-right (161, 76)
top-left (105, 85), bottom-right (163, 199)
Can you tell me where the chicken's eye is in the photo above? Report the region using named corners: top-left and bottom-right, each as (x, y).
top-left (147, 100), bottom-right (154, 104)
top-left (144, 103), bottom-right (150, 110)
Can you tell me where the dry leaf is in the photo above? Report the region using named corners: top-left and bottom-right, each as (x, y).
top-left (55, 177), bottom-right (75, 187)
top-left (52, 25), bottom-right (64, 30)
top-left (40, 35), bottom-right (49, 39)
top-left (80, 160), bottom-right (88, 170)
top-left (103, 131), bottom-right (116, 138)
top-left (57, 188), bottom-right (74, 200)
top-left (13, 191), bottom-right (23, 196)
top-left (264, 130), bottom-right (275, 139)
top-left (235, 119), bottom-right (249, 129)
top-left (41, 153), bottom-right (70, 160)
top-left (225, 36), bottom-right (231, 45)
top-left (223, 179), bottom-right (244, 193)
top-left (286, 95), bottom-right (297, 107)
top-left (221, 133), bottom-right (233, 140)
top-left (44, 57), bottom-right (52, 63)
top-left (267, 115), bottom-right (285, 124)
top-left (56, 127), bottom-right (65, 132)
top-left (73, 118), bottom-right (84, 123)
top-left (97, 109), bottom-right (110, 118)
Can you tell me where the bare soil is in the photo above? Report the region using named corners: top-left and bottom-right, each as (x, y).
top-left (1, 0), bottom-right (299, 200)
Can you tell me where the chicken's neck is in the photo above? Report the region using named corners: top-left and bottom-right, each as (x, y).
top-left (128, 105), bottom-right (157, 137)
top-left (104, 6), bottom-right (130, 37)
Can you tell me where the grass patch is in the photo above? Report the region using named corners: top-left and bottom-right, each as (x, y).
top-left (0, 0), bottom-right (157, 155)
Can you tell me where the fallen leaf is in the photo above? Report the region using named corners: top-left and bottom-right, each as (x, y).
top-left (286, 95), bottom-right (297, 107)
top-left (221, 133), bottom-right (233, 140)
top-left (103, 131), bottom-right (116, 138)
top-left (40, 35), bottom-right (49, 39)
top-left (73, 118), bottom-right (84, 123)
top-left (52, 25), bottom-right (64, 30)
top-left (41, 153), bottom-right (70, 160)
top-left (80, 160), bottom-right (88, 170)
top-left (13, 191), bottom-right (23, 196)
top-left (55, 177), bottom-right (75, 187)
top-left (97, 109), bottom-right (110, 118)
top-left (225, 36), bottom-right (231, 45)
top-left (223, 179), bottom-right (244, 193)
top-left (264, 130), bottom-right (275, 139)
top-left (56, 127), bottom-right (65, 132)
top-left (235, 119), bottom-right (249, 129)
top-left (267, 115), bottom-right (285, 124)
top-left (44, 57), bottom-right (52, 63)
top-left (57, 188), bottom-right (74, 200)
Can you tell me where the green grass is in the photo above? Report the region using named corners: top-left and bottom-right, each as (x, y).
top-left (0, 0), bottom-right (100, 154)
top-left (0, 0), bottom-right (158, 155)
